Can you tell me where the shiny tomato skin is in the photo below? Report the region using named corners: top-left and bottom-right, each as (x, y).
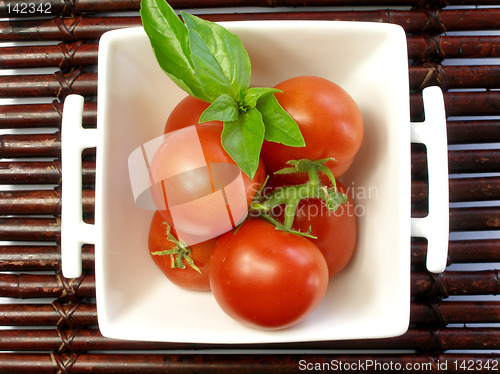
top-left (155, 124), bottom-right (266, 207)
top-left (209, 219), bottom-right (329, 330)
top-left (261, 76), bottom-right (364, 181)
top-left (164, 95), bottom-right (221, 133)
top-left (149, 124), bottom-right (266, 243)
top-left (268, 179), bottom-right (357, 278)
top-left (148, 211), bottom-right (215, 291)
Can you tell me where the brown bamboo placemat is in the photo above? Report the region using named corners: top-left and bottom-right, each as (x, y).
top-left (0, 1), bottom-right (499, 372)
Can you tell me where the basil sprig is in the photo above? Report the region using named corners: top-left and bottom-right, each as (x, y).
top-left (140, 0), bottom-right (305, 178)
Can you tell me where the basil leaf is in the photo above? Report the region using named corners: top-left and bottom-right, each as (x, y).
top-left (221, 108), bottom-right (264, 179)
top-left (140, 2), bottom-right (307, 179)
top-left (140, 0), bottom-right (209, 101)
top-left (243, 87), bottom-right (281, 109)
top-left (257, 94), bottom-right (305, 147)
top-left (199, 94), bottom-right (239, 123)
top-left (181, 11), bottom-right (251, 102)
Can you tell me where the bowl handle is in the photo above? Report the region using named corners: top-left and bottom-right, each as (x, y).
top-left (61, 94), bottom-right (97, 278)
top-left (410, 86), bottom-right (449, 273)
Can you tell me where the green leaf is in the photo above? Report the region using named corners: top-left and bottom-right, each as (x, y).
top-left (243, 87), bottom-right (281, 109)
top-left (140, 2), bottom-right (306, 180)
top-left (221, 108), bottom-right (264, 179)
top-left (181, 11), bottom-right (251, 102)
top-left (256, 93), bottom-right (305, 147)
top-left (199, 94), bottom-right (239, 123)
top-left (140, 0), bottom-right (210, 101)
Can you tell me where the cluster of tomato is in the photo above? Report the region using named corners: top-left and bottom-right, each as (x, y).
top-left (148, 76), bottom-right (364, 330)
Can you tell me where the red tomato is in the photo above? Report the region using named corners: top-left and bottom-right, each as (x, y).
top-left (209, 219), bottom-right (329, 330)
top-left (261, 76), bottom-right (364, 181)
top-left (148, 211), bottom-right (215, 291)
top-left (266, 179), bottom-right (357, 278)
top-left (164, 95), bottom-right (221, 133)
top-left (149, 124), bottom-right (265, 245)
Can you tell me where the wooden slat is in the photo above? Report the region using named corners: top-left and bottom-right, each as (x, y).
top-left (0, 244), bottom-right (94, 271)
top-left (0, 327), bottom-right (500, 353)
top-left (0, 160), bottom-right (95, 185)
top-left (1, 9), bottom-right (499, 42)
top-left (0, 188), bottom-right (94, 216)
top-left (411, 149), bottom-right (500, 175)
top-left (2, 35), bottom-right (498, 70)
top-left (2, 65), bottom-right (498, 99)
top-left (0, 177), bottom-right (497, 217)
top-left (0, 101), bottom-right (97, 129)
top-left (0, 327), bottom-right (498, 352)
top-left (0, 300), bottom-right (498, 327)
top-left (447, 120), bottom-right (500, 145)
top-left (0, 352), bottom-right (497, 374)
top-left (0, 72), bottom-right (97, 99)
top-left (412, 176), bottom-right (500, 204)
top-left (0, 270), bottom-right (498, 299)
top-left (2, 149), bottom-right (497, 186)
top-left (0, 132), bottom-right (62, 158)
top-left (0, 91), bottom-right (496, 129)
top-left (2, 0), bottom-right (500, 18)
top-left (408, 35), bottom-right (500, 63)
top-left (0, 238), bottom-right (497, 272)
top-left (0, 208), bottom-right (497, 242)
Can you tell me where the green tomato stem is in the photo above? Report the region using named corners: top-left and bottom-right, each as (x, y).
top-left (151, 223), bottom-right (201, 273)
top-left (251, 158), bottom-right (347, 234)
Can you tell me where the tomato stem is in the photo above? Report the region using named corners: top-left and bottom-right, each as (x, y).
top-left (151, 223), bottom-right (201, 273)
top-left (250, 158), bottom-right (347, 236)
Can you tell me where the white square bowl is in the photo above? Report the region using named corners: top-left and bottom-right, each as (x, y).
top-left (95, 21), bottom-right (411, 344)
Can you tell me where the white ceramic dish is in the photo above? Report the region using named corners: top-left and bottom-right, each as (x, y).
top-left (61, 21), bottom-right (449, 343)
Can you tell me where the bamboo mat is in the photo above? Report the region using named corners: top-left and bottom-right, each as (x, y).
top-left (0, 1), bottom-right (499, 373)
